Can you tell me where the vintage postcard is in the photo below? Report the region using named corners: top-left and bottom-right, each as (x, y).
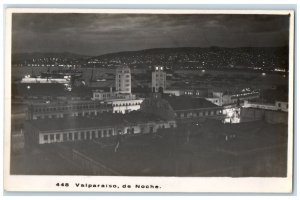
top-left (4, 8), bottom-right (294, 192)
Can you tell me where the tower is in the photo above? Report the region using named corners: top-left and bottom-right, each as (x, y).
top-left (152, 66), bottom-right (166, 93)
top-left (116, 66), bottom-right (131, 94)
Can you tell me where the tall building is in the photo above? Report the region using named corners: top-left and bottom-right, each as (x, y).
top-left (152, 66), bottom-right (166, 93)
top-left (116, 66), bottom-right (131, 94)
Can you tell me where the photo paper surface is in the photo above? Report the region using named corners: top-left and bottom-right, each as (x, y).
top-left (4, 8), bottom-right (294, 192)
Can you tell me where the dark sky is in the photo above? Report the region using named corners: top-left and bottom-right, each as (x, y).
top-left (12, 13), bottom-right (290, 56)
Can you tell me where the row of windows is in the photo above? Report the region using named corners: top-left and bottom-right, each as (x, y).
top-left (40, 123), bottom-right (175, 144)
top-left (94, 93), bottom-right (112, 98)
top-left (117, 79), bottom-right (130, 82)
top-left (177, 110), bottom-right (222, 118)
top-left (33, 104), bottom-right (108, 113)
top-left (34, 110), bottom-right (111, 119)
top-left (184, 91), bottom-right (204, 96)
top-left (43, 129), bottom-right (115, 142)
top-left (112, 102), bottom-right (141, 107)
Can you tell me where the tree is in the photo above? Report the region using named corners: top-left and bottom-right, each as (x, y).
top-left (140, 97), bottom-right (176, 120)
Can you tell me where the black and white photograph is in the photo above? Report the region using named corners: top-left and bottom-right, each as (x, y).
top-left (4, 8), bottom-right (294, 192)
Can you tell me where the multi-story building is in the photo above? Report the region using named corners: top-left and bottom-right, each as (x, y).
top-left (24, 112), bottom-right (177, 145)
top-left (92, 68), bottom-right (144, 114)
top-left (152, 66), bottom-right (166, 93)
top-left (92, 89), bottom-right (144, 114)
top-left (26, 100), bottom-right (113, 120)
top-left (116, 66), bottom-right (131, 94)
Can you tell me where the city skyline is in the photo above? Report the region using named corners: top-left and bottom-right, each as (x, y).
top-left (7, 9), bottom-right (293, 192)
top-left (12, 13), bottom-right (290, 56)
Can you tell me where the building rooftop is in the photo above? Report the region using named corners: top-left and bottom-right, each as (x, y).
top-left (69, 120), bottom-right (287, 176)
top-left (163, 96), bottom-right (219, 110)
top-left (28, 111), bottom-right (167, 132)
top-left (29, 100), bottom-right (111, 107)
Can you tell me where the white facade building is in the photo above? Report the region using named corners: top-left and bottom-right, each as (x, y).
top-left (25, 117), bottom-right (176, 145)
top-left (116, 66), bottom-right (131, 94)
top-left (110, 99), bottom-right (144, 114)
top-left (152, 66), bottom-right (166, 93)
top-left (92, 89), bottom-right (143, 114)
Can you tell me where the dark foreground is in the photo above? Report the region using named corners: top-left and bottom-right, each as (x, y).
top-left (11, 120), bottom-right (288, 177)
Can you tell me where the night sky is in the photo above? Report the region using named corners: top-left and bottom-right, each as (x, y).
top-left (12, 13), bottom-right (290, 56)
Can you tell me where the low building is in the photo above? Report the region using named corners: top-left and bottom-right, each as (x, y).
top-left (240, 107), bottom-right (288, 124)
top-left (163, 96), bottom-right (225, 123)
top-left (26, 100), bottom-right (113, 120)
top-left (206, 89), bottom-right (260, 106)
top-left (92, 89), bottom-right (144, 114)
top-left (243, 100), bottom-right (288, 112)
top-left (141, 95), bottom-right (224, 124)
top-left (24, 112), bottom-right (177, 145)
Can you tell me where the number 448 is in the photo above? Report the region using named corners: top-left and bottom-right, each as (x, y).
top-left (56, 183), bottom-right (69, 187)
